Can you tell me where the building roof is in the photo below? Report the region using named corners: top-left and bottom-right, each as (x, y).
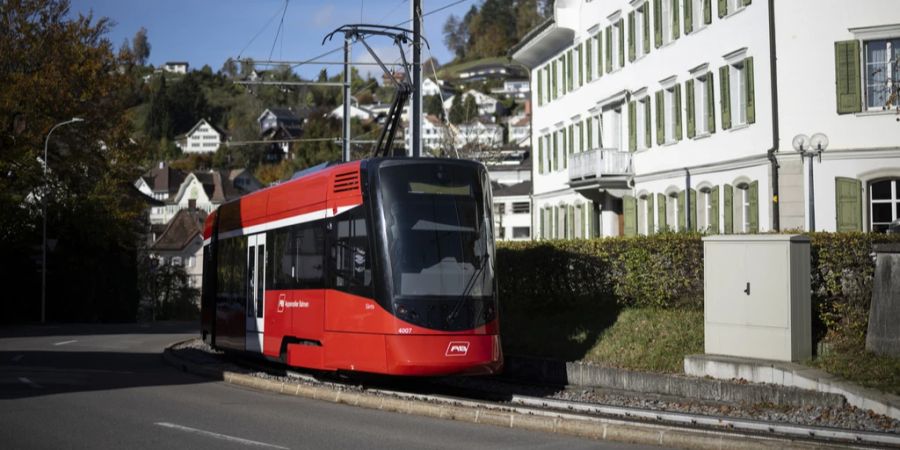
top-left (258, 107), bottom-right (304, 136)
top-left (165, 61), bottom-right (189, 66)
top-left (141, 162), bottom-right (187, 194)
top-left (184, 118), bottom-right (227, 139)
top-left (493, 180), bottom-right (532, 197)
top-left (150, 208), bottom-right (206, 252)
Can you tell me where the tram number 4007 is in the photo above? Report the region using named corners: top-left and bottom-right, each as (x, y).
top-left (398, 328), bottom-right (413, 334)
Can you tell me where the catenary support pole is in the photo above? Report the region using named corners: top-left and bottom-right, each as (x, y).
top-left (342, 36), bottom-right (351, 162)
top-left (410, 0), bottom-right (423, 158)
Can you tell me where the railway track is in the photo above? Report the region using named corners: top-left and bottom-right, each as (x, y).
top-left (219, 351), bottom-right (900, 449)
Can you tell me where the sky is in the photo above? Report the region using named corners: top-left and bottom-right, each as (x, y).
top-left (68, 0), bottom-right (477, 79)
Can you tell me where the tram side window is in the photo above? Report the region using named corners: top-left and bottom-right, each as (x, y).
top-left (216, 236), bottom-right (247, 307)
top-left (331, 208), bottom-right (372, 297)
top-left (268, 222), bottom-right (326, 290)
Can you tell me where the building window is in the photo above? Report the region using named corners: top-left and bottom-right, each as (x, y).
top-left (864, 38), bottom-right (900, 110)
top-left (870, 178), bottom-right (900, 232)
top-left (637, 196), bottom-right (648, 235)
top-left (698, 187), bottom-right (712, 231)
top-left (667, 192), bottom-right (679, 231)
top-left (604, 106), bottom-right (622, 150)
top-left (512, 202), bottom-right (530, 214)
top-left (730, 59), bottom-right (748, 125)
top-left (725, 0), bottom-right (744, 15)
top-left (660, 0), bottom-right (672, 45)
top-left (735, 182), bottom-right (750, 233)
top-left (665, 87), bottom-right (677, 143)
top-left (494, 203), bottom-right (506, 215)
top-left (497, 226), bottom-right (506, 240)
top-left (512, 226), bottom-right (531, 239)
top-left (172, 256), bottom-right (182, 266)
top-left (692, 0), bottom-right (706, 32)
top-left (635, 4), bottom-right (647, 59)
top-left (187, 256), bottom-right (196, 268)
top-left (694, 73), bottom-right (710, 135)
top-left (612, 20), bottom-right (623, 70)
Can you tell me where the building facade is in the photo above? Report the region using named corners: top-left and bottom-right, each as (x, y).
top-left (175, 119), bottom-right (226, 154)
top-left (512, 0), bottom-right (900, 239)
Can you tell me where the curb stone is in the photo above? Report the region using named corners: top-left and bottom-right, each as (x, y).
top-left (162, 342), bottom-right (849, 449)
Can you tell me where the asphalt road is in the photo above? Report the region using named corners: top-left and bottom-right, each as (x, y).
top-left (0, 322), bottom-right (664, 449)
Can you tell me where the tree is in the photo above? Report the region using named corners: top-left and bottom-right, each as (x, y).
top-left (424, 94), bottom-right (444, 119)
top-left (463, 95), bottom-right (479, 121)
top-left (0, 0), bottom-right (147, 322)
top-left (221, 58), bottom-right (238, 78)
top-left (442, 14), bottom-right (468, 60)
top-left (132, 26), bottom-right (150, 66)
top-left (515, 0), bottom-right (543, 39)
top-left (448, 94), bottom-right (465, 124)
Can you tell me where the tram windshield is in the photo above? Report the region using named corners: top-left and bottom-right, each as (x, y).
top-left (379, 163), bottom-right (494, 299)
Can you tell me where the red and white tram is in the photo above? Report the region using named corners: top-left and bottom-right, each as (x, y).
top-left (200, 157), bottom-right (502, 376)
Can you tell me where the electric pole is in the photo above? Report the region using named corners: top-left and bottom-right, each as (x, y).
top-left (410, 0), bottom-right (423, 158)
top-left (343, 35), bottom-right (351, 162)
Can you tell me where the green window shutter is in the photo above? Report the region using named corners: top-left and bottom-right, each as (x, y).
top-left (834, 40), bottom-right (862, 114)
top-left (646, 195), bottom-right (655, 234)
top-left (654, 0), bottom-right (663, 48)
top-left (678, 191), bottom-right (686, 230)
top-left (644, 100), bottom-right (653, 148)
top-left (587, 201), bottom-right (595, 238)
top-left (538, 136), bottom-right (544, 174)
top-left (689, 188), bottom-right (697, 231)
top-left (567, 125), bottom-right (574, 164)
top-left (720, 65), bottom-right (731, 130)
top-left (560, 130), bottom-right (567, 169)
top-left (578, 43), bottom-right (584, 86)
top-left (624, 195), bottom-right (637, 236)
top-left (748, 180), bottom-right (759, 233)
top-left (743, 0), bottom-right (752, 5)
top-left (707, 71), bottom-right (716, 134)
top-left (684, 0), bottom-right (693, 34)
top-left (643, 6), bottom-right (651, 54)
top-left (551, 60), bottom-right (558, 100)
top-left (674, 84), bottom-right (683, 141)
top-left (672, 0), bottom-right (680, 40)
top-left (628, 12), bottom-right (636, 62)
top-left (567, 50), bottom-right (573, 92)
top-left (704, 0), bottom-right (712, 24)
top-left (835, 177), bottom-right (863, 231)
top-left (628, 100), bottom-right (637, 152)
top-left (710, 186), bottom-right (720, 233)
top-left (656, 90), bottom-right (665, 145)
top-left (718, 0), bottom-right (727, 17)
top-left (618, 19), bottom-right (626, 68)
top-left (605, 26), bottom-right (613, 73)
top-left (686, 80), bottom-right (696, 138)
top-left (537, 69), bottom-right (543, 106)
top-left (657, 193), bottom-right (667, 230)
top-left (745, 57), bottom-right (756, 124)
top-left (723, 184), bottom-right (733, 234)
top-left (585, 39), bottom-right (593, 82)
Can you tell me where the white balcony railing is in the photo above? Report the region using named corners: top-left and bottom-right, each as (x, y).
top-left (568, 148), bottom-right (633, 181)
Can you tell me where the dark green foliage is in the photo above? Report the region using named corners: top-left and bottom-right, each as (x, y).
top-left (424, 94), bottom-right (444, 118)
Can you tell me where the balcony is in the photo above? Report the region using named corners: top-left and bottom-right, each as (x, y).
top-left (568, 148), bottom-right (633, 200)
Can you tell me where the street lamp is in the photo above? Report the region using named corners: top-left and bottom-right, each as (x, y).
top-left (42, 117), bottom-right (84, 323)
top-left (791, 132), bottom-right (829, 232)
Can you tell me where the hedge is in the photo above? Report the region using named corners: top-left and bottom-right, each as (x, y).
top-left (497, 232), bottom-right (900, 346)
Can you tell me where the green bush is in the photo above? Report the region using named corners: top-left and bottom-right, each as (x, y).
top-left (497, 232), bottom-right (900, 347)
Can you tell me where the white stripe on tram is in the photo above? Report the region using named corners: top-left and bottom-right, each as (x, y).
top-left (204, 203), bottom-right (361, 246)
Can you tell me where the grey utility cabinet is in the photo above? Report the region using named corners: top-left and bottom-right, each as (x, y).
top-left (703, 235), bottom-right (811, 362)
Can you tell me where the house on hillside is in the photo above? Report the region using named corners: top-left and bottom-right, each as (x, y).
top-left (457, 61), bottom-right (526, 82)
top-left (508, 115), bottom-right (531, 146)
top-left (443, 90), bottom-right (500, 118)
top-left (421, 78), bottom-right (455, 98)
top-left (329, 103), bottom-right (375, 121)
top-left (149, 208), bottom-right (206, 289)
top-left (138, 167), bottom-right (260, 226)
top-left (491, 79), bottom-right (531, 100)
top-left (454, 119), bottom-right (503, 149)
top-left (404, 114), bottom-right (450, 152)
top-left (174, 119), bottom-right (227, 154)
top-left (258, 107), bottom-right (304, 161)
top-left (162, 62), bottom-right (189, 74)
top-left (135, 162), bottom-right (187, 202)
top-left (512, 0), bottom-right (900, 239)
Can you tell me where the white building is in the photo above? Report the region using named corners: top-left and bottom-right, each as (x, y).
top-left (421, 78), bottom-right (455, 98)
top-left (491, 80), bottom-right (532, 99)
top-left (443, 90), bottom-right (500, 117)
top-left (454, 120), bottom-right (504, 149)
top-left (162, 61), bottom-right (188, 74)
top-left (329, 104), bottom-right (375, 121)
top-left (508, 115), bottom-right (531, 146)
top-left (175, 119), bottom-right (226, 154)
top-left (512, 0), bottom-right (900, 239)
top-left (493, 181), bottom-right (533, 241)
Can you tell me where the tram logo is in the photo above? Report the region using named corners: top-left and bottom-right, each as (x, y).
top-left (277, 299), bottom-right (285, 313)
top-left (445, 341), bottom-right (470, 357)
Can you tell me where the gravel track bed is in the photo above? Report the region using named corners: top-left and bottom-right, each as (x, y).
top-left (172, 338), bottom-right (899, 435)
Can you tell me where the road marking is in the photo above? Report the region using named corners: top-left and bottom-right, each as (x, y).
top-left (53, 340), bottom-right (78, 346)
top-left (11, 355), bottom-right (23, 362)
top-left (18, 377), bottom-right (43, 389)
top-left (154, 422), bottom-right (289, 449)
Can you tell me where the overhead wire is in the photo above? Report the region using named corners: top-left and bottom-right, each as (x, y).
top-left (267, 0), bottom-right (290, 63)
top-left (237, 2), bottom-right (286, 59)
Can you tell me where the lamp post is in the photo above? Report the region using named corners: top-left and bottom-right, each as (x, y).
top-left (42, 117), bottom-right (83, 324)
top-left (791, 133), bottom-right (829, 232)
